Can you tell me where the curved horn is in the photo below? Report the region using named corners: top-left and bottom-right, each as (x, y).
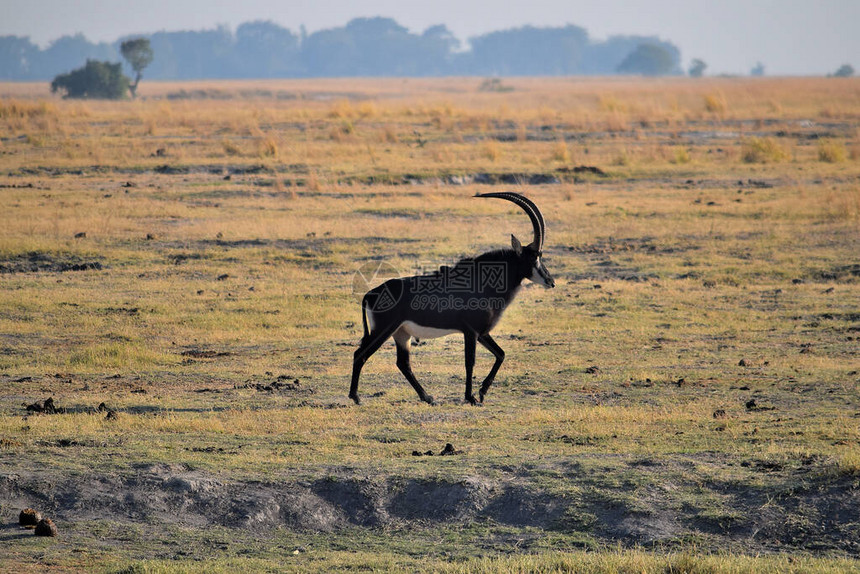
top-left (475, 192), bottom-right (545, 251)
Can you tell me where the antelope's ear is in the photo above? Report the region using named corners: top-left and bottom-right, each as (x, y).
top-left (511, 234), bottom-right (523, 255)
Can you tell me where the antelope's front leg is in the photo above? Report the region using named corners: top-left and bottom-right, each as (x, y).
top-left (477, 333), bottom-right (505, 403)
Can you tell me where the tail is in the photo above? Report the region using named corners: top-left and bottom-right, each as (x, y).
top-left (360, 293), bottom-right (370, 338)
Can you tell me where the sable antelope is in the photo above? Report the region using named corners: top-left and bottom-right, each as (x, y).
top-left (349, 192), bottom-right (554, 405)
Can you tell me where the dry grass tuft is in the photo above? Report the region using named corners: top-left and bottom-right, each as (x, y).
top-left (741, 136), bottom-right (789, 163)
top-left (703, 92), bottom-right (727, 114)
top-left (817, 139), bottom-right (847, 163)
top-left (551, 140), bottom-right (570, 163)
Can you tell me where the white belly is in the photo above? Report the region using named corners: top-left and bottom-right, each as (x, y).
top-left (401, 320), bottom-right (458, 340)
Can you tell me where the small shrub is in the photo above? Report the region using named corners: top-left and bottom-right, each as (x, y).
top-left (612, 148), bottom-right (631, 166)
top-left (551, 140), bottom-right (570, 163)
top-left (0, 99), bottom-right (56, 119)
top-left (481, 140), bottom-right (501, 162)
top-left (51, 60), bottom-right (130, 100)
top-left (357, 101), bottom-right (378, 118)
top-left (516, 123), bottom-right (527, 142)
top-left (328, 100), bottom-right (355, 119)
top-left (329, 121), bottom-right (355, 142)
top-left (377, 126), bottom-right (398, 143)
top-left (222, 140), bottom-right (242, 157)
top-left (741, 137), bottom-right (788, 163)
top-left (598, 95), bottom-right (627, 113)
top-left (670, 146), bottom-right (691, 164)
top-left (478, 78), bottom-right (513, 93)
top-left (305, 171), bottom-right (322, 192)
top-left (703, 92), bottom-right (726, 114)
top-left (817, 139), bottom-right (847, 163)
top-left (24, 133), bottom-right (46, 147)
top-left (257, 136), bottom-right (278, 159)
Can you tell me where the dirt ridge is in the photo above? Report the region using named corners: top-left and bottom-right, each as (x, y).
top-left (2, 464), bottom-right (857, 555)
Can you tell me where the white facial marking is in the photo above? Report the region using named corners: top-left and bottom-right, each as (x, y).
top-left (401, 321), bottom-right (458, 340)
top-left (530, 261), bottom-right (551, 286)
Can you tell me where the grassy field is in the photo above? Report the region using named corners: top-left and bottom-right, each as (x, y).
top-left (0, 77), bottom-right (859, 572)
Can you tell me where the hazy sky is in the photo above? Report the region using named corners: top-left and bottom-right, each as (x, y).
top-left (1, 0), bottom-right (857, 75)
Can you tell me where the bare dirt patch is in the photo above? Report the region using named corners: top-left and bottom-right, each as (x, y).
top-left (0, 251), bottom-right (103, 274)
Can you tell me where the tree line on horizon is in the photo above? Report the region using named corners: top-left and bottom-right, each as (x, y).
top-left (0, 17), bottom-right (684, 81)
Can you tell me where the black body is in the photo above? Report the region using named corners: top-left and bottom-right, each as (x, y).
top-left (349, 192), bottom-right (554, 405)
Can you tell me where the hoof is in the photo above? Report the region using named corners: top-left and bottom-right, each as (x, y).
top-left (466, 395), bottom-right (480, 406)
top-left (421, 395), bottom-right (435, 405)
top-left (349, 394), bottom-right (361, 405)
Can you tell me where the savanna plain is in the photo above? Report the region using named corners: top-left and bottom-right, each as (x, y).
top-left (0, 77), bottom-right (859, 572)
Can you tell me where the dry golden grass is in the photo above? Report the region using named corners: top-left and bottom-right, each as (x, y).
top-left (1, 76), bottom-right (859, 571)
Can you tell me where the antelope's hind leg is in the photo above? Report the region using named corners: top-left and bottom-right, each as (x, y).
top-left (393, 327), bottom-right (434, 405)
top-left (464, 330), bottom-right (479, 405)
top-left (350, 325), bottom-right (398, 405)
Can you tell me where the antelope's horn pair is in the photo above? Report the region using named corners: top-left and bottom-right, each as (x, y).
top-left (475, 192), bottom-right (545, 251)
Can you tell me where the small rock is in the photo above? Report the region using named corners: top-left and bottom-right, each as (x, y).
top-left (584, 365), bottom-right (600, 374)
top-left (74, 232), bottom-right (87, 239)
top-left (439, 443), bottom-right (458, 456)
top-left (745, 399), bottom-right (757, 410)
top-left (26, 397), bottom-right (65, 414)
top-left (713, 409), bottom-right (727, 419)
top-left (34, 518), bottom-right (57, 537)
top-left (19, 508), bottom-right (41, 527)
top-left (97, 402), bottom-right (108, 412)
top-left (216, 274), bottom-right (229, 281)
top-left (25, 401), bottom-right (44, 413)
top-left (105, 410), bottom-right (117, 420)
top-left (738, 359), bottom-right (748, 367)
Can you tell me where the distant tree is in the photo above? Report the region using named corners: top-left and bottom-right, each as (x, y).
top-left (120, 38), bottom-right (153, 97)
top-left (750, 62), bottom-right (765, 76)
top-left (617, 43), bottom-right (678, 76)
top-left (2, 18), bottom-right (698, 81)
top-left (51, 59), bottom-right (130, 99)
top-left (0, 35), bottom-right (40, 79)
top-left (468, 25), bottom-right (588, 76)
top-left (419, 25), bottom-right (460, 75)
top-left (234, 21), bottom-right (300, 78)
top-left (145, 26), bottom-right (233, 80)
top-left (688, 58), bottom-right (707, 77)
top-left (831, 64), bottom-right (854, 78)
top-left (581, 35), bottom-right (679, 75)
top-left (37, 34), bottom-right (117, 79)
top-left (302, 17), bottom-right (428, 77)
